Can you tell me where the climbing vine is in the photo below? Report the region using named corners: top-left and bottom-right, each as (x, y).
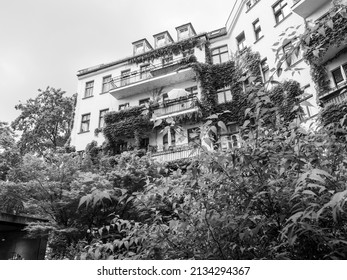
top-left (128, 36), bottom-right (207, 65)
top-left (302, 3), bottom-right (347, 96)
top-left (103, 106), bottom-right (152, 148)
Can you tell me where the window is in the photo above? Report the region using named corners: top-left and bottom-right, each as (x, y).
top-left (260, 58), bottom-right (270, 83)
top-left (80, 113), bottom-right (90, 132)
top-left (273, 0), bottom-right (290, 24)
top-left (102, 75), bottom-right (112, 93)
top-left (185, 86), bottom-right (198, 95)
top-left (220, 123), bottom-right (239, 150)
top-left (187, 127), bottom-right (200, 144)
top-left (178, 27), bottom-right (189, 39)
top-left (119, 103), bottom-right (129, 110)
top-left (120, 70), bottom-right (130, 86)
top-left (99, 109), bottom-right (109, 128)
top-left (162, 55), bottom-right (173, 66)
top-left (140, 138), bottom-right (149, 150)
top-left (156, 35), bottom-right (166, 47)
top-left (183, 49), bottom-right (194, 57)
top-left (211, 45), bottom-right (229, 64)
top-left (236, 32), bottom-right (246, 51)
top-left (134, 43), bottom-right (144, 54)
top-left (253, 19), bottom-right (263, 41)
top-left (332, 65), bottom-right (347, 87)
top-left (282, 40), bottom-right (302, 67)
top-left (217, 88), bottom-right (233, 104)
top-left (116, 140), bottom-right (127, 154)
top-left (84, 81), bottom-right (94, 98)
top-left (140, 64), bottom-right (150, 79)
top-left (163, 128), bottom-right (176, 150)
top-left (162, 93), bottom-right (169, 102)
top-left (246, 0), bottom-right (260, 10)
top-left (139, 98), bottom-right (150, 105)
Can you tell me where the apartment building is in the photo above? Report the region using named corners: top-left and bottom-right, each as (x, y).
top-left (71, 23), bottom-right (218, 161)
top-left (292, 0), bottom-right (347, 105)
top-left (71, 0), bottom-right (345, 160)
top-left (208, 0), bottom-right (322, 120)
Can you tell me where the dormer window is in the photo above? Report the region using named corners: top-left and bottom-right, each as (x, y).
top-left (132, 39), bottom-right (153, 55)
top-left (156, 35), bottom-right (165, 47)
top-left (178, 27), bottom-right (189, 39)
top-left (134, 43), bottom-right (144, 55)
top-left (153, 31), bottom-right (173, 48)
top-left (175, 23), bottom-right (197, 41)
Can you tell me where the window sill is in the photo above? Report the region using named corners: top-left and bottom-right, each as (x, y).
top-left (100, 91), bottom-right (108, 95)
top-left (274, 12), bottom-right (292, 28)
top-left (82, 95), bottom-right (94, 100)
top-left (78, 130), bottom-right (90, 134)
top-left (254, 35), bottom-right (264, 45)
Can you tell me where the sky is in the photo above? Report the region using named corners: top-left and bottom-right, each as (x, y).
top-left (0, 0), bottom-right (232, 124)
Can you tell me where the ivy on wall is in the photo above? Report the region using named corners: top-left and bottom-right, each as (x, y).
top-left (103, 106), bottom-right (152, 148)
top-left (128, 36), bottom-right (207, 65)
top-left (268, 80), bottom-right (304, 123)
top-left (302, 3), bottom-right (347, 96)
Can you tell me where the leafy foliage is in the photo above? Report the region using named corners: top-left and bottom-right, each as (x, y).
top-left (11, 87), bottom-right (76, 154)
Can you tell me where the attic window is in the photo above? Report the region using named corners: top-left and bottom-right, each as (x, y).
top-left (156, 35), bottom-right (166, 47)
top-left (178, 27), bottom-right (189, 39)
top-left (134, 43), bottom-right (144, 54)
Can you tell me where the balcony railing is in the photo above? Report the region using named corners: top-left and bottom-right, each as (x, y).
top-left (150, 144), bottom-right (199, 162)
top-left (110, 56), bottom-right (189, 89)
top-left (152, 96), bottom-right (198, 119)
top-left (321, 81), bottom-right (347, 105)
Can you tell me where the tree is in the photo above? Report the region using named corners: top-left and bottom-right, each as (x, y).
top-left (0, 122), bottom-right (20, 180)
top-left (12, 87), bottom-right (76, 154)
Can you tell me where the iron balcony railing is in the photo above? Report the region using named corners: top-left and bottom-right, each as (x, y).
top-left (322, 81), bottom-right (347, 105)
top-left (150, 143), bottom-right (199, 162)
top-left (110, 56), bottom-right (190, 89)
top-left (152, 95), bottom-right (198, 118)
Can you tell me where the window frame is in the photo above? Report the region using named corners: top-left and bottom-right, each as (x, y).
top-left (80, 113), bottom-right (91, 133)
top-left (260, 58), bottom-right (270, 83)
top-left (102, 75), bottom-right (112, 93)
top-left (120, 69), bottom-right (131, 86)
top-left (84, 81), bottom-right (94, 98)
top-left (118, 103), bottom-right (130, 111)
top-left (236, 32), bottom-right (246, 52)
top-left (139, 98), bottom-right (150, 106)
top-left (217, 87), bottom-right (233, 104)
top-left (211, 45), bottom-right (229, 64)
top-left (140, 64), bottom-right (150, 79)
top-left (252, 19), bottom-right (263, 41)
top-left (272, 0), bottom-right (289, 25)
top-left (98, 109), bottom-right (109, 129)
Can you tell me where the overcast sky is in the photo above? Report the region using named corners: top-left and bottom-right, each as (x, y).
top-left (0, 0), bottom-right (232, 124)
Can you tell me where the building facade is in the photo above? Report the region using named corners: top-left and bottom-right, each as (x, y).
top-left (71, 0), bottom-right (345, 159)
top-left (71, 23), bottom-right (218, 161)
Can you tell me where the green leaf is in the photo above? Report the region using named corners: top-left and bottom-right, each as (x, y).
top-left (217, 121), bottom-right (227, 132)
top-left (154, 119), bottom-right (162, 128)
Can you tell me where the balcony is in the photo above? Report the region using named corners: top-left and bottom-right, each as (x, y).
top-left (320, 80), bottom-right (347, 105)
top-left (151, 95), bottom-right (198, 120)
top-left (109, 57), bottom-right (196, 99)
top-left (291, 0), bottom-right (330, 18)
top-left (150, 144), bottom-right (199, 162)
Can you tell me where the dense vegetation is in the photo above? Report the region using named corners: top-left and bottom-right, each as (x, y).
top-left (1, 78), bottom-right (347, 259)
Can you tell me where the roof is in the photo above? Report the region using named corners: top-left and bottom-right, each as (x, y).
top-left (77, 32), bottom-right (208, 77)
